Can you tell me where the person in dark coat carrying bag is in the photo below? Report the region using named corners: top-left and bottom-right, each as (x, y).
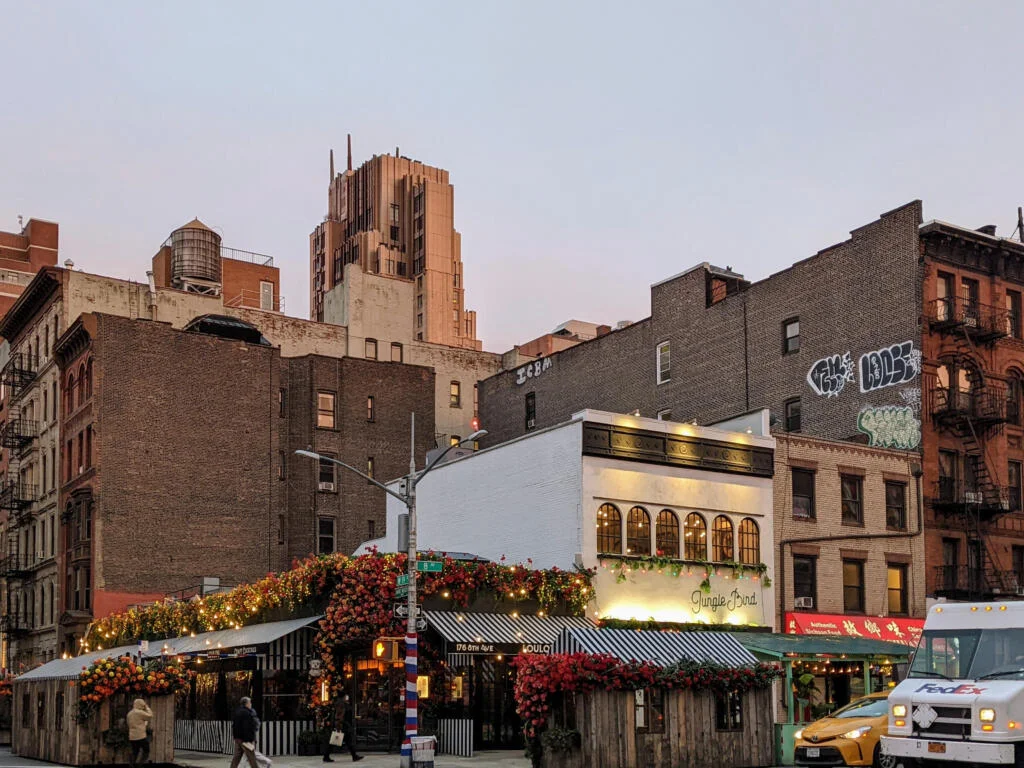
top-left (230, 697), bottom-right (263, 768)
top-left (323, 694), bottom-right (363, 762)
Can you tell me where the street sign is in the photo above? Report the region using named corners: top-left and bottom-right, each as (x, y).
top-left (394, 603), bottom-right (423, 619)
top-left (397, 574), bottom-right (410, 586)
top-left (416, 617), bottom-right (428, 631)
top-left (416, 561), bottom-right (443, 573)
top-left (395, 586), bottom-right (408, 599)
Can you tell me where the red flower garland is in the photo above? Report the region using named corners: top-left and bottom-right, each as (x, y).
top-left (511, 653), bottom-right (782, 738)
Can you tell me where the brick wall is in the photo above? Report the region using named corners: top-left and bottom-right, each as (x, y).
top-left (774, 434), bottom-right (926, 625)
top-left (480, 202), bottom-right (923, 449)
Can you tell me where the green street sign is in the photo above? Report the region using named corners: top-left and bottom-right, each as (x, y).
top-left (416, 561), bottom-right (443, 573)
top-left (396, 574), bottom-right (410, 586)
top-left (395, 585), bottom-right (409, 598)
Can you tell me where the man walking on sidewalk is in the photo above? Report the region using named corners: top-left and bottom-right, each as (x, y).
top-left (230, 696), bottom-right (260, 768)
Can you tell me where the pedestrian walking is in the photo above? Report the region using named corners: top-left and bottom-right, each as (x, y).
top-left (230, 696), bottom-right (261, 768)
top-left (324, 694), bottom-right (363, 762)
top-left (126, 698), bottom-right (153, 767)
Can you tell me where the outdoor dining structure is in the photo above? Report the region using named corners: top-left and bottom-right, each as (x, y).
top-left (519, 628), bottom-right (780, 768)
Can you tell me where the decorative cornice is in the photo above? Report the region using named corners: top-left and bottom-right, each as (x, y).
top-left (0, 267), bottom-right (60, 341)
top-left (54, 317), bottom-right (91, 368)
top-left (582, 421), bottom-right (774, 478)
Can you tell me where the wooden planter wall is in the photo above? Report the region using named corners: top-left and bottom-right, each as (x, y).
top-left (542, 688), bottom-right (774, 768)
top-left (13, 679), bottom-right (175, 765)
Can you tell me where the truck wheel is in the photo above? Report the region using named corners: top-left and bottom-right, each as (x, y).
top-left (873, 744), bottom-right (897, 768)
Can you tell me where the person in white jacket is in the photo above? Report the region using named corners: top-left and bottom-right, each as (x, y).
top-left (126, 698), bottom-right (153, 766)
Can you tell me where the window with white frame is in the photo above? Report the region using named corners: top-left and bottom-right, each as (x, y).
top-left (656, 341), bottom-right (671, 384)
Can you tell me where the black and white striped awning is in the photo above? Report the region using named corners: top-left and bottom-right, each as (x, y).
top-left (424, 611), bottom-right (594, 656)
top-left (554, 628), bottom-right (758, 667)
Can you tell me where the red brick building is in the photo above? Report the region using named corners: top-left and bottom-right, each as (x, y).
top-left (0, 218), bottom-right (59, 320)
top-left (51, 312), bottom-right (434, 655)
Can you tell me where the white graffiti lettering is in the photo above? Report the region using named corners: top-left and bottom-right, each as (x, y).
top-left (899, 387), bottom-right (922, 415)
top-left (857, 405), bottom-right (921, 449)
top-left (807, 352), bottom-right (855, 397)
top-left (515, 356), bottom-right (553, 386)
top-left (859, 341), bottom-right (920, 393)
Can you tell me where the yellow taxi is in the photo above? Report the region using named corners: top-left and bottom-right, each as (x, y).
top-left (794, 691), bottom-right (895, 767)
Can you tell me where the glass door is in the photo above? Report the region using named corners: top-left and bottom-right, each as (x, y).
top-left (473, 657), bottom-right (522, 749)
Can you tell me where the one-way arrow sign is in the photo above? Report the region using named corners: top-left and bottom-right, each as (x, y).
top-left (393, 603), bottom-right (423, 619)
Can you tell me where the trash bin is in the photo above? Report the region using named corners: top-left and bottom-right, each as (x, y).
top-left (411, 735), bottom-right (437, 768)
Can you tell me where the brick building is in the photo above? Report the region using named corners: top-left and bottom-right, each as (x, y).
top-left (0, 218), bottom-right (59, 320)
top-left (311, 139), bottom-right (481, 350)
top-left (49, 312), bottom-right (434, 657)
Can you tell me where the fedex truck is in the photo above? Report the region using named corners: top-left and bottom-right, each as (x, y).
top-left (882, 602), bottom-right (1024, 766)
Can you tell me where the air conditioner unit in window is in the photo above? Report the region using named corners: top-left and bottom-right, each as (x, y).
top-left (794, 597), bottom-right (814, 610)
top-left (964, 491), bottom-right (983, 504)
top-left (526, 418), bottom-right (536, 429)
top-left (318, 482), bottom-right (335, 492)
top-left (964, 315), bottom-right (979, 328)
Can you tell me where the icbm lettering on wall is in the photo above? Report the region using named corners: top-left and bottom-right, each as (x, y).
top-left (515, 357), bottom-right (552, 386)
top-left (858, 341), bottom-right (921, 393)
top-left (807, 352), bottom-right (855, 398)
top-left (856, 405), bottom-right (921, 450)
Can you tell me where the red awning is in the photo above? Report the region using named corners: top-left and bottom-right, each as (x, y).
top-left (785, 612), bottom-right (923, 648)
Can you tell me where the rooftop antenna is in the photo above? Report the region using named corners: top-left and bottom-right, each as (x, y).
top-left (329, 149), bottom-right (335, 181)
top-left (396, 146), bottom-right (400, 157)
top-left (347, 134), bottom-right (352, 172)
top-left (1017, 206), bottom-right (1024, 243)
top-left (17, 215), bottom-right (23, 229)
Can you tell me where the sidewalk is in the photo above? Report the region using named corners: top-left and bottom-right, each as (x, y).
top-left (175, 750), bottom-right (530, 768)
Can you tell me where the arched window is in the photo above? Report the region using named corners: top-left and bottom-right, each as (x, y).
top-left (66, 373), bottom-right (75, 414)
top-left (596, 503), bottom-right (621, 555)
top-left (712, 515), bottom-right (734, 562)
top-left (43, 325), bottom-right (49, 358)
top-left (85, 359), bottom-right (93, 400)
top-left (1008, 371), bottom-right (1024, 425)
top-left (738, 518), bottom-right (760, 565)
top-left (683, 513), bottom-right (707, 561)
top-left (77, 364), bottom-right (86, 407)
top-left (626, 506), bottom-right (651, 556)
top-left (656, 510), bottom-right (679, 558)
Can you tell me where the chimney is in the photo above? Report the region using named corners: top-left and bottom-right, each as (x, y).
top-left (977, 224), bottom-right (998, 236)
top-left (329, 149), bottom-right (335, 181)
top-left (347, 134), bottom-right (352, 171)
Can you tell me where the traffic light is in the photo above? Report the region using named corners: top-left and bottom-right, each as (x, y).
top-left (373, 637), bottom-right (402, 662)
top-left (470, 417), bottom-right (480, 432)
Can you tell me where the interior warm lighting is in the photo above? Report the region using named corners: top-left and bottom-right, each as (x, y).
top-left (895, 719), bottom-right (905, 727)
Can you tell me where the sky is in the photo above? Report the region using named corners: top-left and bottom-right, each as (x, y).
top-left (2, 2), bottom-right (1024, 351)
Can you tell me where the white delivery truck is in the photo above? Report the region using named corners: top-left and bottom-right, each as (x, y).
top-left (882, 602), bottom-right (1024, 766)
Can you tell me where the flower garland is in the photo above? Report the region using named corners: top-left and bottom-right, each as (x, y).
top-left (84, 552), bottom-right (593, 651)
top-left (599, 555), bottom-right (771, 589)
top-left (511, 652), bottom-right (782, 740)
top-left (76, 656), bottom-right (192, 722)
top-left (0, 676), bottom-right (11, 698)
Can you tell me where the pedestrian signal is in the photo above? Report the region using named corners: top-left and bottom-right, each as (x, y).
top-left (373, 637), bottom-right (402, 662)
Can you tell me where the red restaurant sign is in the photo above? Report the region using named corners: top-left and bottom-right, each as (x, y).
top-left (785, 612), bottom-right (924, 648)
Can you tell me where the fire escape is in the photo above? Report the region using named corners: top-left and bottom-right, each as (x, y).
top-left (0, 352), bottom-right (39, 649)
top-left (926, 293), bottom-right (1016, 599)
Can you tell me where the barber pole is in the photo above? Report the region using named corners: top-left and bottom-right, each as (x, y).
top-left (401, 632), bottom-right (419, 761)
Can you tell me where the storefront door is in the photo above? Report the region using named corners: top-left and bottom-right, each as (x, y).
top-left (351, 655), bottom-right (405, 752)
top-left (472, 657), bottom-right (521, 749)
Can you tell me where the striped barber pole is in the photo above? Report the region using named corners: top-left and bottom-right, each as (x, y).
top-left (402, 631), bottom-right (419, 759)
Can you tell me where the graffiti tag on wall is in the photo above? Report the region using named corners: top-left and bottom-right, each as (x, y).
top-left (515, 356), bottom-right (552, 385)
top-left (807, 353), bottom-right (855, 398)
top-left (856, 405), bottom-right (921, 450)
top-left (858, 341), bottom-right (921, 393)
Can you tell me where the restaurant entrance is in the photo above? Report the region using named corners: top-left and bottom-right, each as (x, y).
top-left (348, 652), bottom-right (405, 752)
top-left (472, 657), bottom-right (521, 749)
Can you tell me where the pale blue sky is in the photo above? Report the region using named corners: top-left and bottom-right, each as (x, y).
top-left (2, 2), bottom-right (1023, 350)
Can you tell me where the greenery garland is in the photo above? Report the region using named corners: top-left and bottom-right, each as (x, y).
top-left (600, 554), bottom-right (771, 589)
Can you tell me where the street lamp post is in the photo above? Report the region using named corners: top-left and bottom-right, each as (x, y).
top-left (296, 416), bottom-right (486, 767)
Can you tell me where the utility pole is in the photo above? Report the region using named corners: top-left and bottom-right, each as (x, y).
top-left (402, 413), bottom-right (419, 768)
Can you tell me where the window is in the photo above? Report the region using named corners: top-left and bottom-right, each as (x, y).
top-left (885, 481), bottom-right (907, 530)
top-left (656, 341), bottom-right (671, 384)
top-left (596, 503), bottom-right (622, 554)
top-left (1011, 461), bottom-right (1023, 512)
top-left (317, 518), bottom-right (335, 555)
top-left (85, 426), bottom-right (92, 468)
top-left (715, 691), bottom-right (743, 731)
top-left (391, 343), bottom-right (403, 363)
top-left (450, 435), bottom-right (460, 447)
top-left (85, 359), bottom-right (93, 399)
top-left (367, 519), bottom-right (376, 540)
top-left (41, 454), bottom-right (47, 493)
top-left (318, 456), bottom-right (335, 488)
top-left (683, 513), bottom-right (707, 560)
top-left (635, 688), bottom-right (665, 733)
top-left (784, 398), bottom-right (801, 432)
top-left (44, 325), bottom-right (49, 358)
top-left (783, 317), bottom-right (800, 353)
top-left (623, 506), bottom-right (650, 556)
top-left (278, 451), bottom-right (286, 480)
top-left (738, 518), bottom-right (760, 565)
top-left (1014, 546), bottom-right (1024, 590)
top-left (417, 313), bottom-right (423, 328)
top-left (655, 510), bottom-right (679, 558)
top-left (51, 380), bottom-right (57, 421)
top-left (962, 277), bottom-right (980, 316)
top-left (1008, 374), bottom-right (1023, 425)
top-left (450, 381), bottom-right (462, 408)
top-left (841, 475), bottom-right (863, 525)
top-left (317, 392), bottom-right (336, 429)
top-left (656, 409), bottom-right (672, 421)
top-left (525, 392), bottom-right (536, 430)
top-left (711, 515), bottom-right (734, 561)
top-left (936, 272), bottom-right (955, 321)
top-left (66, 373), bottom-right (75, 414)
top-left (843, 559), bottom-right (865, 613)
top-left (1008, 291), bottom-right (1022, 338)
top-left (279, 388), bottom-right (287, 417)
top-left (793, 556), bottom-right (816, 608)
top-left (792, 469), bottom-right (815, 519)
top-left (367, 457), bottom-right (375, 481)
top-left (887, 564), bottom-right (908, 615)
top-left (365, 339), bottom-right (378, 360)
top-left (77, 363), bottom-right (85, 407)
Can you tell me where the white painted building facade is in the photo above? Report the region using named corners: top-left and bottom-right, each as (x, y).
top-left (365, 409), bottom-right (778, 629)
